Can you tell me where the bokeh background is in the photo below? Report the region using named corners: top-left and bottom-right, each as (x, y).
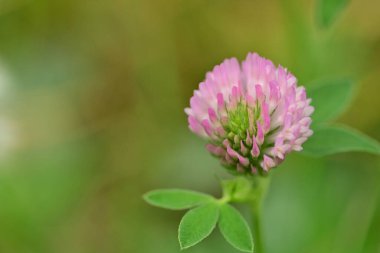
top-left (0, 0), bottom-right (379, 252)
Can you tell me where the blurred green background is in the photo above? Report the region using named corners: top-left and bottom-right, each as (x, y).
top-left (0, 0), bottom-right (379, 252)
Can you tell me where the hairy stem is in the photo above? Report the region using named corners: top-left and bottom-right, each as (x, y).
top-left (249, 176), bottom-right (271, 253)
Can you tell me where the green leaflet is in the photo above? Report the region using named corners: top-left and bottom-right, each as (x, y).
top-left (143, 189), bottom-right (213, 210)
top-left (303, 125), bottom-right (380, 156)
top-left (316, 0), bottom-right (350, 28)
top-left (178, 203), bottom-right (219, 249)
top-left (219, 204), bottom-right (254, 253)
top-left (308, 78), bottom-right (354, 124)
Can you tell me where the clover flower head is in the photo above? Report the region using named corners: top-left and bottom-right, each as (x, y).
top-left (185, 53), bottom-right (314, 175)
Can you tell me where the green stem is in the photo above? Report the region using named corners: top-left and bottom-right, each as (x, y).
top-left (252, 202), bottom-right (263, 253)
top-left (249, 176), bottom-right (271, 253)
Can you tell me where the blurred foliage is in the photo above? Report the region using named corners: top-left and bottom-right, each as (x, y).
top-left (0, 0), bottom-right (379, 253)
top-left (316, 0), bottom-right (350, 28)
